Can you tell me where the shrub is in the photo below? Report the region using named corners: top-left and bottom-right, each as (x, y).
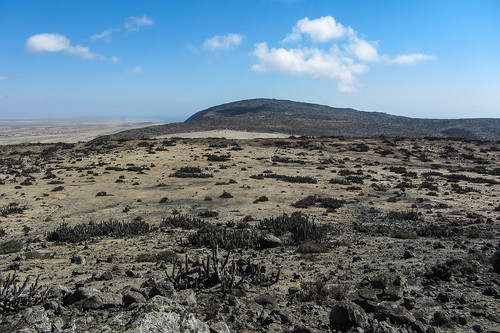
top-left (188, 226), bottom-right (261, 249)
top-left (205, 154), bottom-right (231, 162)
top-left (259, 213), bottom-right (328, 245)
top-left (161, 215), bottom-right (207, 229)
top-left (250, 173), bottom-right (317, 184)
top-left (0, 271), bottom-right (46, 314)
top-left (47, 220), bottom-right (152, 243)
top-left (198, 210), bottom-right (219, 218)
top-left (0, 203), bottom-right (26, 217)
top-left (169, 167), bottom-right (213, 178)
top-left (0, 239), bottom-right (23, 254)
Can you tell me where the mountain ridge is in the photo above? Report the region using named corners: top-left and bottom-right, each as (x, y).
top-left (93, 98), bottom-right (500, 141)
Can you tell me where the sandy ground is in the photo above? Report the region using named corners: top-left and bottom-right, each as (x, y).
top-left (0, 119), bottom-right (166, 145)
top-left (155, 130), bottom-right (289, 139)
top-left (0, 136), bottom-right (499, 332)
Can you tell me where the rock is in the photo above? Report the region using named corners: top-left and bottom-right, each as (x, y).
top-left (80, 291), bottom-right (122, 310)
top-left (403, 297), bottom-right (416, 310)
top-left (63, 287), bottom-right (122, 310)
top-left (365, 320), bottom-right (398, 333)
top-left (176, 289), bottom-right (197, 307)
top-left (254, 293), bottom-right (278, 309)
top-left (492, 250), bottom-right (500, 273)
top-left (291, 325), bottom-right (322, 333)
top-left (260, 234), bottom-right (282, 248)
top-left (209, 321), bottom-right (231, 333)
top-left (123, 291), bottom-right (147, 307)
top-left (46, 285), bottom-right (70, 301)
top-left (403, 250), bottom-right (415, 259)
top-left (436, 292), bottom-right (450, 303)
top-left (124, 296), bottom-right (209, 333)
top-left (272, 309), bottom-right (292, 324)
top-left (374, 302), bottom-right (425, 333)
top-left (433, 311), bottom-right (451, 327)
top-left (144, 280), bottom-right (177, 299)
top-left (125, 270), bottom-right (137, 277)
top-left (329, 301), bottom-right (368, 331)
top-left (371, 273), bottom-right (406, 301)
top-left (22, 306), bottom-right (51, 333)
top-left (71, 254), bottom-right (85, 264)
top-left (94, 271), bottom-right (113, 281)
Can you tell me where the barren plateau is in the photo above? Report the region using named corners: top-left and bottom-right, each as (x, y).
top-left (0, 135), bottom-right (499, 332)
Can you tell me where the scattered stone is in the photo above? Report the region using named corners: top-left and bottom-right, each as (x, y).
top-left (260, 234), bottom-right (282, 248)
top-left (374, 302), bottom-right (424, 333)
top-left (124, 296), bottom-right (209, 333)
top-left (403, 250), bottom-right (415, 259)
top-left (94, 271), bottom-right (113, 281)
top-left (123, 291), bottom-right (147, 307)
top-left (176, 289), bottom-right (197, 307)
top-left (329, 301), bottom-right (368, 331)
top-left (70, 254), bottom-right (85, 264)
top-left (210, 321), bottom-right (231, 333)
top-left (63, 287), bottom-right (122, 310)
top-left (254, 293), bottom-right (278, 309)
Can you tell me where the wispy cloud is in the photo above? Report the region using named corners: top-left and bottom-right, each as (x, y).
top-left (110, 56), bottom-right (120, 63)
top-left (0, 75), bottom-right (14, 81)
top-left (127, 66), bottom-right (143, 74)
top-left (389, 53), bottom-right (437, 64)
top-left (203, 33), bottom-right (244, 51)
top-left (125, 15), bottom-right (153, 32)
top-left (90, 29), bottom-right (114, 42)
top-left (253, 16), bottom-right (436, 92)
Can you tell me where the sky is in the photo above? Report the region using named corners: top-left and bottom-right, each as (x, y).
top-left (0, 0), bottom-right (499, 121)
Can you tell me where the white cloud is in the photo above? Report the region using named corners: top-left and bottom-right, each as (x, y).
top-left (26, 33), bottom-right (107, 61)
top-left (203, 33), bottom-right (244, 50)
top-left (90, 29), bottom-right (113, 42)
top-left (390, 53), bottom-right (437, 64)
top-left (252, 42), bottom-right (367, 92)
top-left (0, 75), bottom-right (14, 81)
top-left (253, 16), bottom-right (437, 92)
top-left (125, 15), bottom-right (153, 31)
top-left (127, 66), bottom-right (143, 74)
top-left (25, 33), bottom-right (70, 52)
top-left (284, 16), bottom-right (351, 43)
top-left (110, 56), bottom-right (120, 63)
top-left (345, 37), bottom-right (382, 62)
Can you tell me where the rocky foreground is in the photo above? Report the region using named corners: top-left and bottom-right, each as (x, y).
top-left (0, 136), bottom-right (499, 332)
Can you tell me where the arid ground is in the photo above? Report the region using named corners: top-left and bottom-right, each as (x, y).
top-left (0, 119), bottom-right (166, 145)
top-left (0, 134), bottom-right (499, 332)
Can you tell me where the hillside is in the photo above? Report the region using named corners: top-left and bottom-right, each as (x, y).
top-left (94, 99), bottom-right (500, 141)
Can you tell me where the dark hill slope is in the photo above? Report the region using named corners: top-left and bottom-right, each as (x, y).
top-left (94, 99), bottom-right (500, 141)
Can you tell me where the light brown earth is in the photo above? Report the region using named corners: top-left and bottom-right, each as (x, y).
top-left (0, 135), bottom-right (499, 332)
top-left (0, 119), bottom-right (166, 145)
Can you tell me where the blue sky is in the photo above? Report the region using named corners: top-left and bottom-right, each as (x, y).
top-left (0, 0), bottom-right (499, 120)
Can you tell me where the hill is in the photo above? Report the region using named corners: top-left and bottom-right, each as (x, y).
top-left (94, 99), bottom-right (500, 141)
